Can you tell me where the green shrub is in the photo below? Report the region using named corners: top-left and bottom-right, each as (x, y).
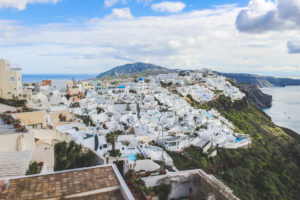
top-left (108, 149), bottom-right (121, 157)
top-left (54, 141), bottom-right (96, 171)
top-left (153, 183), bottom-right (172, 200)
top-left (0, 98), bottom-right (27, 107)
top-left (26, 162), bottom-right (39, 175)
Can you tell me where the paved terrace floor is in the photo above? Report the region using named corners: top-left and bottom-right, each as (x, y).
top-left (0, 165), bottom-right (125, 200)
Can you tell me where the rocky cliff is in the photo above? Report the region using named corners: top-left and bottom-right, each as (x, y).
top-left (237, 84), bottom-right (272, 109)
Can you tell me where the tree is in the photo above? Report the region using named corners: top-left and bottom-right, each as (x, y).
top-left (96, 107), bottom-right (104, 114)
top-left (194, 116), bottom-right (197, 123)
top-left (54, 141), bottom-right (96, 171)
top-left (26, 162), bottom-right (39, 175)
top-left (105, 130), bottom-right (123, 151)
top-left (153, 183), bottom-right (172, 200)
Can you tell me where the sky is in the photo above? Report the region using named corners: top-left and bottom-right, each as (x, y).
top-left (0, 0), bottom-right (299, 77)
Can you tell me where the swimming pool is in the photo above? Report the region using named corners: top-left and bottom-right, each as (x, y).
top-left (236, 137), bottom-right (245, 142)
top-left (121, 154), bottom-right (137, 161)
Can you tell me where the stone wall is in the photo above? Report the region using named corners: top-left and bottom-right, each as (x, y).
top-left (32, 129), bottom-right (72, 144)
top-left (142, 169), bottom-right (239, 200)
top-left (0, 132), bottom-right (35, 152)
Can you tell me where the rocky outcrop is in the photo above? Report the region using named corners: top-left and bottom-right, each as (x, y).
top-left (208, 95), bottom-right (248, 111)
top-left (238, 84), bottom-right (272, 109)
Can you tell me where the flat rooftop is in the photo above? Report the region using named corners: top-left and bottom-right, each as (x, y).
top-left (0, 104), bottom-right (17, 113)
top-left (0, 127), bottom-right (17, 136)
top-left (0, 165), bottom-right (134, 200)
top-left (0, 118), bottom-right (17, 136)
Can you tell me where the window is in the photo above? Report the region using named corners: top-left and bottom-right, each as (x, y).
top-left (9, 77), bottom-right (15, 82)
top-left (103, 144), bottom-right (108, 148)
top-left (14, 88), bottom-right (16, 90)
top-left (18, 77), bottom-right (21, 81)
top-left (168, 142), bottom-right (177, 146)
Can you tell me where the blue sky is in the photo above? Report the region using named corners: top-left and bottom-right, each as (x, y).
top-left (0, 0), bottom-right (250, 24)
top-left (0, 0), bottom-right (299, 77)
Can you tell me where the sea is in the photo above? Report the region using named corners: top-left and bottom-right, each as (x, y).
top-left (22, 74), bottom-right (96, 83)
top-left (261, 86), bottom-right (300, 134)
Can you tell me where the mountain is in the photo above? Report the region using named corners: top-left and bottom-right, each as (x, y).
top-left (98, 63), bottom-right (300, 88)
top-left (96, 62), bottom-right (176, 78)
top-left (218, 72), bottom-right (300, 87)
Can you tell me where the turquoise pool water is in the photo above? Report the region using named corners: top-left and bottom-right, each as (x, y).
top-left (236, 137), bottom-right (244, 142)
top-left (122, 154), bottom-right (137, 161)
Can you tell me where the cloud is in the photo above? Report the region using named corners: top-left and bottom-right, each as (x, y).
top-left (0, 4), bottom-right (300, 76)
top-left (277, 0), bottom-right (300, 26)
top-left (137, 0), bottom-right (153, 4)
top-left (104, 0), bottom-right (119, 7)
top-left (151, 1), bottom-right (186, 13)
top-left (168, 40), bottom-right (181, 48)
top-left (236, 0), bottom-right (300, 33)
top-left (287, 41), bottom-right (300, 54)
top-left (105, 7), bottom-right (134, 19)
top-left (258, 65), bottom-right (300, 72)
top-left (0, 0), bottom-right (60, 10)
top-left (237, 65), bottom-right (300, 77)
top-left (104, 0), bottom-right (128, 7)
top-left (236, 0), bottom-right (300, 54)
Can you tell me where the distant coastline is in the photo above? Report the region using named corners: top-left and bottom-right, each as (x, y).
top-left (218, 72), bottom-right (300, 88)
top-left (22, 74), bottom-right (97, 83)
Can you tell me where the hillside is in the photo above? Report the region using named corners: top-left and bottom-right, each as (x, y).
top-left (96, 63), bottom-right (275, 108)
top-left (168, 95), bottom-right (300, 200)
top-left (218, 72), bottom-right (300, 87)
top-left (96, 62), bottom-right (175, 78)
top-left (97, 63), bottom-right (300, 88)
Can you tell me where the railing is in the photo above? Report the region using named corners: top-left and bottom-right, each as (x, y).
top-left (11, 68), bottom-right (22, 71)
top-left (196, 169), bottom-right (240, 200)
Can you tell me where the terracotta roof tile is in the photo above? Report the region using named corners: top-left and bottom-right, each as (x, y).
top-left (0, 166), bottom-right (122, 200)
